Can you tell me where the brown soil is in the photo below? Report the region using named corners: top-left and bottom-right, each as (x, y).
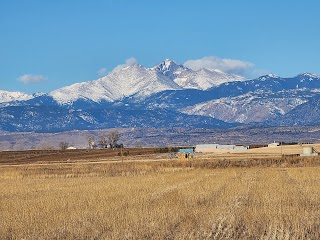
top-left (0, 148), bottom-right (157, 165)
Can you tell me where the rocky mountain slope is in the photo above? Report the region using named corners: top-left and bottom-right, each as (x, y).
top-left (267, 96), bottom-right (320, 126)
top-left (117, 73), bottom-right (320, 124)
top-left (181, 92), bottom-right (308, 123)
top-left (0, 105), bottom-right (235, 132)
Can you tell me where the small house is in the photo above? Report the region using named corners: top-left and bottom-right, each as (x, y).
top-left (178, 148), bottom-right (194, 160)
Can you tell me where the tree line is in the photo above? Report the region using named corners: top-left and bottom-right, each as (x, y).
top-left (59, 130), bottom-right (121, 150)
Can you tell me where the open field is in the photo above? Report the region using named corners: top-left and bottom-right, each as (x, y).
top-left (1, 148), bottom-right (320, 239)
top-left (0, 148), bottom-right (158, 165)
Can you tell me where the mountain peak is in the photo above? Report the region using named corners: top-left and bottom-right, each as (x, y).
top-left (164, 58), bottom-right (177, 64)
top-left (267, 73), bottom-right (280, 78)
top-left (154, 59), bottom-right (184, 71)
top-left (297, 72), bottom-right (320, 78)
top-left (50, 61), bottom-right (181, 104)
top-left (153, 59), bottom-right (189, 81)
top-left (258, 74), bottom-right (280, 81)
top-left (117, 62), bottom-right (142, 72)
top-left (0, 90), bottom-right (33, 103)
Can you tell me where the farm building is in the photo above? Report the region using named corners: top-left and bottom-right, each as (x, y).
top-left (178, 148), bottom-right (194, 159)
top-left (178, 148), bottom-right (194, 153)
top-left (66, 146), bottom-right (77, 150)
top-left (268, 142), bottom-right (280, 147)
top-left (195, 144), bottom-right (248, 153)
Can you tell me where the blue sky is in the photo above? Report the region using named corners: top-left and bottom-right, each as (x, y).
top-left (1, 0), bottom-right (320, 94)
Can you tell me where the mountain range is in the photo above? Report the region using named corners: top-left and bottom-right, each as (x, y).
top-left (1, 59), bottom-right (320, 132)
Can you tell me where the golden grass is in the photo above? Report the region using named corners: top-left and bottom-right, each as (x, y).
top-left (1, 159), bottom-right (320, 239)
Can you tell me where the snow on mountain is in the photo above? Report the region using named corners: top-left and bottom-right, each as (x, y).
top-left (257, 74), bottom-right (281, 81)
top-left (152, 59), bottom-right (192, 80)
top-left (153, 59), bottom-right (246, 90)
top-left (267, 96), bottom-right (320, 126)
top-left (295, 72), bottom-right (320, 83)
top-left (3, 66), bottom-right (320, 131)
top-left (0, 90), bottom-right (33, 103)
top-left (50, 63), bottom-right (182, 104)
top-left (49, 59), bottom-right (248, 105)
top-left (174, 68), bottom-right (246, 90)
top-left (298, 72), bottom-right (320, 78)
top-left (181, 93), bottom-right (308, 123)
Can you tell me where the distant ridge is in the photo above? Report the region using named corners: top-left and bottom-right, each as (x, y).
top-left (1, 61), bottom-right (320, 131)
top-left (0, 90), bottom-right (33, 103)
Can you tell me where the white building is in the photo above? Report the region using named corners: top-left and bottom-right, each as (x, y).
top-left (66, 146), bottom-right (77, 150)
top-left (195, 144), bottom-right (248, 153)
top-left (268, 142), bottom-right (280, 147)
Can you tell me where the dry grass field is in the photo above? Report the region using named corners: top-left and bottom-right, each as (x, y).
top-left (1, 148), bottom-right (320, 239)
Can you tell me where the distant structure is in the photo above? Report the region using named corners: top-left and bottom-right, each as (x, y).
top-left (178, 148), bottom-right (194, 153)
top-left (300, 146), bottom-right (319, 156)
top-left (66, 146), bottom-right (77, 150)
top-left (178, 148), bottom-right (194, 159)
top-left (195, 144), bottom-right (248, 153)
top-left (268, 142), bottom-right (280, 147)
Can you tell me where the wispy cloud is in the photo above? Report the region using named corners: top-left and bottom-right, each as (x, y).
top-left (112, 57), bottom-right (137, 73)
top-left (97, 67), bottom-right (108, 76)
top-left (184, 56), bottom-right (254, 76)
top-left (18, 74), bottom-right (47, 84)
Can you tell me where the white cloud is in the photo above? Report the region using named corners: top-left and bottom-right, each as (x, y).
top-left (18, 74), bottom-right (47, 84)
top-left (97, 67), bottom-right (108, 76)
top-left (184, 56), bottom-right (254, 76)
top-left (112, 57), bottom-right (137, 73)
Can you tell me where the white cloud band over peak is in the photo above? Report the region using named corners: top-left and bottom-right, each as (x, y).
top-left (112, 57), bottom-right (137, 73)
top-left (18, 74), bottom-right (47, 84)
top-left (97, 67), bottom-right (108, 76)
top-left (184, 56), bottom-right (254, 76)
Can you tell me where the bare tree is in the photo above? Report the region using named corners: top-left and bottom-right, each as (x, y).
top-left (59, 141), bottom-right (69, 150)
top-left (98, 135), bottom-right (108, 148)
top-left (107, 130), bottom-right (120, 148)
top-left (85, 135), bottom-right (96, 149)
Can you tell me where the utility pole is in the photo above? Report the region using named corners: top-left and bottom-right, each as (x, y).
top-left (121, 146), bottom-right (123, 162)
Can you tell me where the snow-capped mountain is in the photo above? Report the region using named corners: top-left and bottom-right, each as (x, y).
top-left (176, 73), bottom-right (320, 124)
top-left (174, 68), bottom-right (245, 90)
top-left (47, 59), bottom-right (246, 105)
top-left (2, 58), bottom-right (320, 132)
top-left (181, 92), bottom-right (308, 123)
top-left (50, 63), bottom-right (182, 105)
top-left (0, 90), bottom-right (33, 103)
top-left (154, 59), bottom-right (246, 90)
top-left (152, 59), bottom-right (192, 80)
